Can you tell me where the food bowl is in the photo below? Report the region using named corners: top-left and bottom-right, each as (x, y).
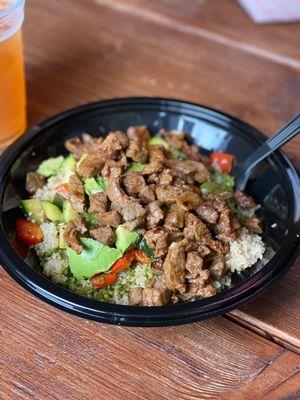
top-left (0, 97), bottom-right (299, 326)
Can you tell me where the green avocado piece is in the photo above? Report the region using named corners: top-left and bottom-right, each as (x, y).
top-left (63, 201), bottom-right (78, 222)
top-left (21, 199), bottom-right (45, 224)
top-left (200, 171), bottom-right (234, 195)
top-left (115, 226), bottom-right (140, 253)
top-left (37, 156), bottom-right (65, 177)
top-left (126, 162), bottom-right (147, 173)
top-left (53, 193), bottom-right (64, 209)
top-left (42, 201), bottom-right (63, 222)
top-left (149, 136), bottom-right (170, 149)
top-left (59, 226), bottom-right (67, 249)
top-left (59, 156), bottom-right (76, 173)
top-left (84, 177), bottom-right (107, 195)
top-left (67, 238), bottom-right (122, 279)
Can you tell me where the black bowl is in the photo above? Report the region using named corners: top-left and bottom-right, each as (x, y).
top-left (0, 97), bottom-right (299, 326)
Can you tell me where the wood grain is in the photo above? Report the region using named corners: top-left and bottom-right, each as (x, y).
top-left (229, 256), bottom-right (300, 354)
top-left (23, 0), bottom-right (300, 166)
top-left (96, 0), bottom-right (300, 63)
top-left (0, 271), bottom-right (299, 400)
top-left (1, 0), bottom-right (300, 398)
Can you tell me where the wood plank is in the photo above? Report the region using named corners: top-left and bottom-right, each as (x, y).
top-left (23, 0), bottom-right (300, 167)
top-left (0, 270), bottom-right (299, 400)
top-left (95, 0), bottom-right (300, 64)
top-left (1, 2), bottom-right (300, 398)
top-left (229, 256), bottom-right (300, 354)
top-left (19, 0), bottom-right (300, 349)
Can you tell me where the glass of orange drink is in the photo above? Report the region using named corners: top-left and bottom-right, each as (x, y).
top-left (0, 0), bottom-right (26, 147)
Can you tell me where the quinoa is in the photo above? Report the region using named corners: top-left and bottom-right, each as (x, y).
top-left (225, 228), bottom-right (265, 273)
top-left (34, 222), bottom-right (59, 257)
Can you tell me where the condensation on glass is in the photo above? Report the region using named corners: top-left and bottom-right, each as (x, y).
top-left (0, 0), bottom-right (26, 146)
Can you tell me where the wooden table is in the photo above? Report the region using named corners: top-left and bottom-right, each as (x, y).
top-left (1, 1), bottom-right (300, 398)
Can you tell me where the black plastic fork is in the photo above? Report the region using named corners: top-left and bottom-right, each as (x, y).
top-left (234, 113), bottom-right (300, 190)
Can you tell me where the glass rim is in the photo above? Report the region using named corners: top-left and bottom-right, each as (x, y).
top-left (0, 0), bottom-right (25, 19)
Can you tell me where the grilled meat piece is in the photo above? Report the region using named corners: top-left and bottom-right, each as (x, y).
top-left (90, 226), bottom-right (115, 246)
top-left (26, 172), bottom-right (46, 194)
top-left (64, 217), bottom-right (87, 254)
top-left (88, 192), bottom-right (108, 214)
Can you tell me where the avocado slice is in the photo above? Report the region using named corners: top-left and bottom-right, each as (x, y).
top-left (22, 199), bottom-right (45, 224)
top-left (59, 156), bottom-right (76, 173)
top-left (42, 201), bottom-right (63, 222)
top-left (67, 238), bottom-right (122, 279)
top-left (59, 226), bottom-right (67, 249)
top-left (126, 162), bottom-right (147, 173)
top-left (115, 226), bottom-right (140, 253)
top-left (63, 201), bottom-right (77, 222)
top-left (37, 156), bottom-right (65, 177)
top-left (149, 136), bottom-right (170, 149)
top-left (53, 193), bottom-right (64, 209)
top-left (84, 177), bottom-right (107, 195)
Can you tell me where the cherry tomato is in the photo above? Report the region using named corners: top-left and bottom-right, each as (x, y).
top-left (210, 152), bottom-right (234, 174)
top-left (16, 218), bottom-right (43, 246)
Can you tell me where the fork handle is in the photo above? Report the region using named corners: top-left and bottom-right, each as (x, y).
top-left (241, 113), bottom-right (300, 176)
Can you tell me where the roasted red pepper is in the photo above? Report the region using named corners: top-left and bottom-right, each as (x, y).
top-left (92, 249), bottom-right (150, 288)
top-left (16, 218), bottom-right (43, 246)
top-left (110, 250), bottom-right (136, 274)
top-left (92, 272), bottom-right (118, 288)
top-left (210, 152), bottom-right (234, 174)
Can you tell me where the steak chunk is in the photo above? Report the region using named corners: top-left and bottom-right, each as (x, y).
top-left (127, 125), bottom-right (151, 144)
top-left (158, 168), bottom-right (174, 186)
top-left (141, 159), bottom-right (163, 175)
top-left (96, 210), bottom-right (122, 227)
top-left (139, 185), bottom-right (156, 205)
top-left (215, 208), bottom-right (237, 243)
top-left (234, 189), bottom-right (256, 210)
top-left (121, 200), bottom-right (146, 221)
top-left (79, 155), bottom-right (104, 178)
top-left (126, 125), bottom-right (150, 163)
top-left (90, 226), bottom-right (115, 246)
top-left (163, 242), bottom-right (186, 294)
top-left (209, 257), bottom-right (226, 280)
top-left (142, 287), bottom-right (170, 306)
top-left (123, 216), bottom-right (146, 231)
top-left (164, 204), bottom-right (185, 229)
top-left (144, 227), bottom-right (169, 258)
top-left (147, 201), bottom-right (164, 228)
top-left (106, 172), bottom-right (129, 206)
top-left (196, 204), bottom-right (219, 224)
top-left (65, 133), bottom-right (103, 159)
top-left (165, 159), bottom-right (210, 183)
top-left (185, 252), bottom-right (203, 278)
top-left (155, 186), bottom-right (183, 204)
top-left (64, 217), bottom-right (87, 254)
top-left (122, 172), bottom-right (146, 196)
top-left (126, 140), bottom-right (148, 163)
top-left (101, 131), bottom-right (129, 159)
top-left (26, 172), bottom-right (46, 194)
top-left (183, 213), bottom-right (209, 241)
top-left (69, 174), bottom-right (85, 213)
top-left (88, 192), bottom-right (108, 213)
top-left (243, 215), bottom-right (263, 234)
top-left (128, 287), bottom-right (143, 305)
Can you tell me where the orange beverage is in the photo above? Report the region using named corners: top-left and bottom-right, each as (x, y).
top-left (0, 0), bottom-right (26, 147)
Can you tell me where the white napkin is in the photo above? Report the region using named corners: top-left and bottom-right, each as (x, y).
top-left (238, 0), bottom-right (300, 24)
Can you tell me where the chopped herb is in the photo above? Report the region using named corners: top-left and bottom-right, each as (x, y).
top-left (138, 237), bottom-right (154, 258)
top-left (201, 171), bottom-right (234, 195)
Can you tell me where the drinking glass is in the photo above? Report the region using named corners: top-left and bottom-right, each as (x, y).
top-left (0, 0), bottom-right (26, 147)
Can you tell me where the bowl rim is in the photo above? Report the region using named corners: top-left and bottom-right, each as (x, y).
top-left (0, 96), bottom-right (299, 326)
